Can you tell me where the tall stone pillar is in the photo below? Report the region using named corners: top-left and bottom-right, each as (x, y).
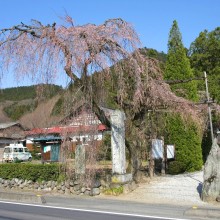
top-left (110, 110), bottom-right (126, 174)
top-left (110, 110), bottom-right (132, 183)
top-left (75, 144), bottom-right (86, 175)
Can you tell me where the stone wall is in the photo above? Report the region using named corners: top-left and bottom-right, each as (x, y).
top-left (0, 176), bottom-right (137, 196)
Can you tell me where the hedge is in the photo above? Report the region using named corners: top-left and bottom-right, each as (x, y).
top-left (0, 163), bottom-right (61, 182)
top-left (164, 113), bottom-right (203, 174)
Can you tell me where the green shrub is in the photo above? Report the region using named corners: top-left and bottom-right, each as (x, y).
top-left (0, 163), bottom-right (61, 182)
top-left (167, 161), bottom-right (186, 175)
top-left (164, 113), bottom-right (203, 174)
top-left (56, 174), bottom-right (66, 184)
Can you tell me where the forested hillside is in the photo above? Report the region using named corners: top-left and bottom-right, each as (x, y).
top-left (0, 84), bottom-right (63, 102)
top-left (0, 86), bottom-right (36, 101)
top-left (0, 84), bottom-right (63, 121)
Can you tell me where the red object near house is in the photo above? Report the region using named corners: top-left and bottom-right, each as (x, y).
top-left (25, 124), bottom-right (108, 136)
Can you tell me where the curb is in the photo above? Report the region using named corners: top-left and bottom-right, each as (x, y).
top-left (184, 206), bottom-right (220, 219)
top-left (0, 191), bottom-right (46, 204)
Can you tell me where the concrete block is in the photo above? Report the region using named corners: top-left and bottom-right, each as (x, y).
top-left (0, 191), bottom-right (46, 204)
top-left (112, 173), bottom-right (132, 184)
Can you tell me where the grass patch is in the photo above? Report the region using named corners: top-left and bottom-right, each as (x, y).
top-left (103, 186), bottom-right (123, 196)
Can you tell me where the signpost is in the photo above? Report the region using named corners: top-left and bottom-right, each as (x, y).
top-left (151, 139), bottom-right (175, 176)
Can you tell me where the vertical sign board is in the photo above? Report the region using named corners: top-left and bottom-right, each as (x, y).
top-left (152, 139), bottom-right (164, 159)
top-left (167, 145), bottom-right (175, 159)
top-left (152, 140), bottom-right (175, 159)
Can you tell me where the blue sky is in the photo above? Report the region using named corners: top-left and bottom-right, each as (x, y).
top-left (0, 0), bottom-right (220, 88)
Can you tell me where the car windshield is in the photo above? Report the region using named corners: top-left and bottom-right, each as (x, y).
top-left (4, 148), bottom-right (11, 153)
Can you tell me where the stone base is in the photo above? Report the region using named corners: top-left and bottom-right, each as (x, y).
top-left (111, 173), bottom-right (132, 184)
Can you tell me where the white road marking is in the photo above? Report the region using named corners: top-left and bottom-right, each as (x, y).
top-left (0, 200), bottom-right (190, 220)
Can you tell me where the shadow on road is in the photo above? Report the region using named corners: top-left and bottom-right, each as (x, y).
top-left (197, 182), bottom-right (203, 198)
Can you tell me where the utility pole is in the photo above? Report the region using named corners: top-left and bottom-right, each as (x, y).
top-left (204, 71), bottom-right (214, 142)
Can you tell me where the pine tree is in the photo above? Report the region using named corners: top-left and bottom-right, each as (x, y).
top-left (165, 20), bottom-right (198, 101)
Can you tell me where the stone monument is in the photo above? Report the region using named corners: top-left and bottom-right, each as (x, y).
top-left (110, 110), bottom-right (132, 183)
top-left (75, 144), bottom-right (86, 175)
top-left (202, 138), bottom-right (220, 202)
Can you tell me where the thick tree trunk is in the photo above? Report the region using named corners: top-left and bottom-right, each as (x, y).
top-left (126, 140), bottom-right (143, 182)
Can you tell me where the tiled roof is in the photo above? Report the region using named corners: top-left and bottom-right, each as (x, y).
top-left (25, 124), bottom-right (108, 136)
top-left (0, 122), bottom-right (20, 129)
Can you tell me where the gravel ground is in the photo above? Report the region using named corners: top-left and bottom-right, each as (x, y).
top-left (110, 171), bottom-right (209, 206)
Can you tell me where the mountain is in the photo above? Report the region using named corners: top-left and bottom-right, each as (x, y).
top-left (0, 84), bottom-right (64, 128)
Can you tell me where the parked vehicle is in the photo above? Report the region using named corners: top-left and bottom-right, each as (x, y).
top-left (2, 143), bottom-right (32, 162)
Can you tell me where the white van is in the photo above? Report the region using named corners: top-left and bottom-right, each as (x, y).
top-left (2, 143), bottom-right (32, 162)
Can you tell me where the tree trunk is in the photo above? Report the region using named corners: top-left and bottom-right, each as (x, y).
top-left (126, 140), bottom-right (143, 182)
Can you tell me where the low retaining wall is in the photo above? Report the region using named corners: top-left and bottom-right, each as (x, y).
top-left (0, 177), bottom-right (137, 197)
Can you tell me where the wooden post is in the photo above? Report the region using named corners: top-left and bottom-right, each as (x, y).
top-left (149, 144), bottom-right (154, 178)
top-left (204, 71), bottom-right (214, 142)
top-left (161, 137), bottom-right (166, 176)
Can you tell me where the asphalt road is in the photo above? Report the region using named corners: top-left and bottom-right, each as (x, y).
top-left (0, 201), bottom-right (189, 220)
top-left (45, 195), bottom-right (189, 217)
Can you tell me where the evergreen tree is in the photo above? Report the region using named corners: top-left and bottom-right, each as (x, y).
top-left (165, 20), bottom-right (198, 101)
top-left (164, 113), bottom-right (203, 174)
top-left (189, 27), bottom-right (220, 103)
